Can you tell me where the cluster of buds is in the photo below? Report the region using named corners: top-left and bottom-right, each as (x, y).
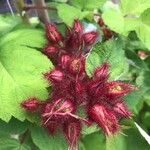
top-left (98, 18), bottom-right (114, 40)
top-left (21, 20), bottom-right (135, 150)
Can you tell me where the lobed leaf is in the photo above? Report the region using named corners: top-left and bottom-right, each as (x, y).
top-left (30, 125), bottom-right (68, 150)
top-left (0, 29), bottom-right (53, 122)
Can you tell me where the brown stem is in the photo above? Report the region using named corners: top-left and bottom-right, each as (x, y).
top-left (33, 0), bottom-right (50, 23)
top-left (23, 5), bottom-right (57, 11)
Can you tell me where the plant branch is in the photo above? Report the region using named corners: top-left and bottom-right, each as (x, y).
top-left (33, 0), bottom-right (50, 23)
top-left (23, 4), bottom-right (57, 11)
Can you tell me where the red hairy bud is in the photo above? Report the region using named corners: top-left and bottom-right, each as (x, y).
top-left (114, 102), bottom-right (131, 118)
top-left (44, 69), bottom-right (64, 82)
top-left (69, 57), bottom-right (85, 75)
top-left (103, 28), bottom-right (113, 40)
top-left (42, 99), bottom-right (76, 125)
top-left (98, 18), bottom-right (105, 27)
top-left (21, 98), bottom-right (40, 112)
top-left (88, 104), bottom-right (119, 135)
top-left (107, 81), bottom-right (136, 97)
top-left (63, 119), bottom-right (81, 150)
top-left (43, 45), bottom-right (58, 56)
top-left (45, 24), bottom-right (62, 43)
top-left (59, 54), bottom-right (71, 69)
top-left (82, 31), bottom-right (98, 45)
top-left (65, 32), bottom-right (82, 51)
top-left (93, 62), bottom-right (109, 81)
top-left (73, 19), bottom-right (83, 33)
top-left (46, 121), bottom-right (58, 135)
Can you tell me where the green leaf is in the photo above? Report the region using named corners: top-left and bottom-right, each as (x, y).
top-left (102, 8), bottom-right (140, 35)
top-left (102, 1), bottom-right (150, 46)
top-left (102, 9), bottom-right (124, 34)
top-left (106, 127), bottom-right (150, 150)
top-left (136, 8), bottom-right (150, 49)
top-left (124, 90), bottom-right (144, 114)
top-left (70, 0), bottom-right (106, 10)
top-left (84, 0), bottom-right (106, 10)
top-left (145, 56), bottom-right (150, 70)
top-left (106, 134), bottom-right (126, 150)
top-left (0, 15), bottom-right (21, 36)
top-left (69, 0), bottom-right (85, 9)
top-left (0, 137), bottom-right (30, 150)
top-left (86, 39), bottom-right (128, 80)
top-left (125, 50), bottom-right (148, 70)
top-left (57, 4), bottom-right (89, 25)
top-left (136, 71), bottom-right (150, 89)
top-left (0, 29), bottom-right (53, 122)
top-left (83, 132), bottom-right (106, 150)
top-left (82, 124), bottom-right (100, 136)
top-left (120, 0), bottom-right (150, 16)
top-left (123, 128), bottom-right (150, 150)
top-left (0, 118), bottom-right (29, 136)
top-left (142, 112), bottom-right (150, 128)
top-left (30, 125), bottom-right (68, 150)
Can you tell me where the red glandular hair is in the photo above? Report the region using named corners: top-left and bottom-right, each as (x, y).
top-left (21, 20), bottom-right (135, 150)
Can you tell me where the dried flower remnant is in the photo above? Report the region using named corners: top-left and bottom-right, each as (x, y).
top-left (21, 20), bottom-right (135, 150)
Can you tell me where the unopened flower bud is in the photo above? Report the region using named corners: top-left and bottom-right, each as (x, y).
top-left (73, 19), bottom-right (83, 33)
top-left (42, 99), bottom-right (76, 125)
top-left (103, 28), bottom-right (113, 40)
top-left (45, 24), bottom-right (62, 43)
top-left (69, 57), bottom-right (85, 75)
top-left (60, 54), bottom-right (71, 69)
top-left (46, 121), bottom-right (58, 135)
top-left (63, 119), bottom-right (81, 150)
top-left (114, 102), bottom-right (131, 118)
top-left (98, 18), bottom-right (105, 27)
top-left (44, 69), bottom-right (64, 82)
top-left (88, 104), bottom-right (119, 135)
top-left (107, 81), bottom-right (136, 97)
top-left (93, 62), bottom-right (109, 80)
top-left (83, 31), bottom-right (98, 45)
top-left (43, 45), bottom-right (58, 56)
top-left (21, 98), bottom-right (40, 112)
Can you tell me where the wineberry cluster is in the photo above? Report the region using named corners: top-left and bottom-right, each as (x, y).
top-left (21, 20), bottom-right (135, 150)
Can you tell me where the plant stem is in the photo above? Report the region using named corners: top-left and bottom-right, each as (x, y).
top-left (33, 0), bottom-right (50, 23)
top-left (23, 5), bottom-right (56, 11)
